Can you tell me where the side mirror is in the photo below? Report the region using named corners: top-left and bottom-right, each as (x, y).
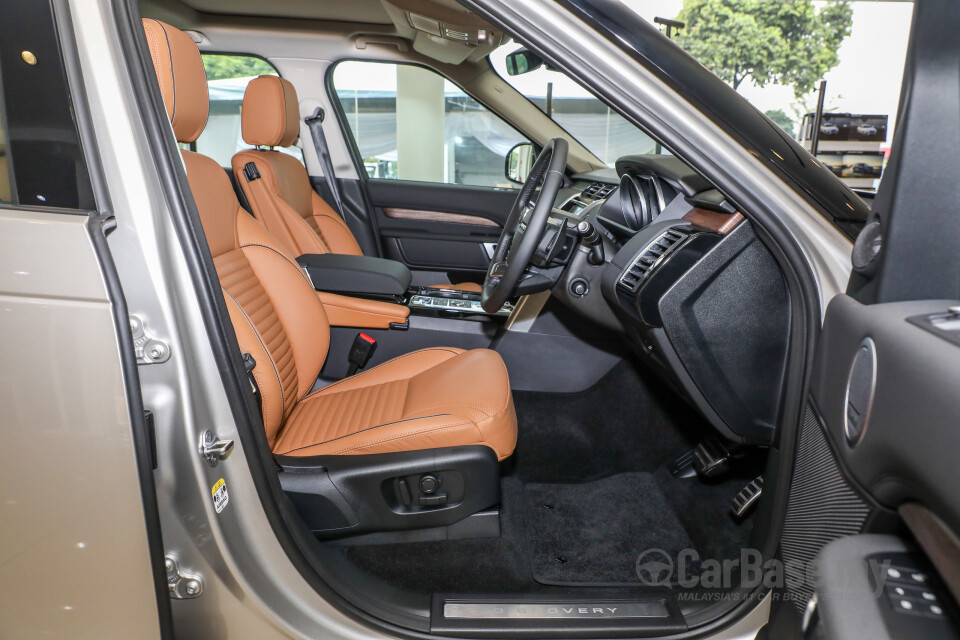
top-left (504, 49), bottom-right (544, 76)
top-left (505, 142), bottom-right (535, 184)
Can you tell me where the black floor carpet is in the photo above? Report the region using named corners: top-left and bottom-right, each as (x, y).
top-left (508, 360), bottom-right (706, 484)
top-left (524, 473), bottom-right (694, 586)
top-left (340, 360), bottom-right (759, 596)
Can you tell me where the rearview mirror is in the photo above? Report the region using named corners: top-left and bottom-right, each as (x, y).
top-left (504, 49), bottom-right (544, 76)
top-left (505, 142), bottom-right (535, 184)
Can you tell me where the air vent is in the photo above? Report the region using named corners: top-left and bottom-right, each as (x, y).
top-left (617, 228), bottom-right (688, 295)
top-left (581, 182), bottom-right (616, 201)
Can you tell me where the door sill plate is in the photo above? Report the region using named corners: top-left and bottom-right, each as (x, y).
top-left (443, 601), bottom-right (669, 619)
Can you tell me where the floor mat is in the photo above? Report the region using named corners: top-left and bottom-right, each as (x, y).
top-left (524, 472), bottom-right (695, 586)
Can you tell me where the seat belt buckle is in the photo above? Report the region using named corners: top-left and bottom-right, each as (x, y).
top-left (347, 333), bottom-right (377, 376)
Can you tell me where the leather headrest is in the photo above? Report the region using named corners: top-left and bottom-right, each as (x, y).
top-left (142, 19), bottom-right (209, 143)
top-left (241, 75), bottom-right (300, 148)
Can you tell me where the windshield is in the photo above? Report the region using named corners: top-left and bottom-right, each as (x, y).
top-left (612, 0), bottom-right (911, 196)
top-left (489, 45), bottom-right (659, 167)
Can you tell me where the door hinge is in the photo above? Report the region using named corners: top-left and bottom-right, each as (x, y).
top-left (165, 554), bottom-right (203, 599)
top-left (199, 429), bottom-right (234, 466)
top-left (130, 315), bottom-right (170, 364)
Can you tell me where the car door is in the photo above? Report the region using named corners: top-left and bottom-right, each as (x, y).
top-left (0, 1), bottom-right (170, 637)
top-left (762, 2), bottom-right (960, 636)
top-left (328, 60), bottom-right (525, 284)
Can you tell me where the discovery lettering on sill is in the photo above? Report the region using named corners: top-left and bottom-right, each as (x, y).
top-left (442, 601), bottom-right (669, 619)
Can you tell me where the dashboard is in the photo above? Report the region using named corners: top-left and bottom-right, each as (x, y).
top-left (551, 155), bottom-right (791, 446)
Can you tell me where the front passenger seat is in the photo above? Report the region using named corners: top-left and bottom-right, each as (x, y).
top-left (143, 19), bottom-right (517, 462)
top-left (231, 75), bottom-right (483, 293)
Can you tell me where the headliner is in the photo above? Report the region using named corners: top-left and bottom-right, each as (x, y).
top-left (177, 0), bottom-right (394, 23)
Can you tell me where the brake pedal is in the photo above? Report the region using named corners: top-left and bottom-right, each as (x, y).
top-left (693, 436), bottom-right (733, 479)
top-left (731, 476), bottom-right (764, 519)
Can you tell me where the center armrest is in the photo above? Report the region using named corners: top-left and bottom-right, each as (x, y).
top-left (317, 292), bottom-right (410, 329)
top-left (297, 253), bottom-right (412, 297)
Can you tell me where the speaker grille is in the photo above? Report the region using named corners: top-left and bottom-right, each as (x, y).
top-left (780, 403), bottom-right (871, 610)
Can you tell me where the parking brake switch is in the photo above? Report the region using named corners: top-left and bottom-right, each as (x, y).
top-left (347, 333), bottom-right (377, 376)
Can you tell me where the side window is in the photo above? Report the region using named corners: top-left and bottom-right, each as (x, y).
top-left (332, 60), bottom-right (528, 189)
top-left (0, 0), bottom-right (94, 210)
top-left (197, 54), bottom-right (303, 166)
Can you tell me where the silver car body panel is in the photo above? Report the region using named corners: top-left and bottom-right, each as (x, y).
top-left (0, 209), bottom-right (162, 639)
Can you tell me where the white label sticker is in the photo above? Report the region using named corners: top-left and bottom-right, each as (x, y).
top-left (211, 478), bottom-right (229, 513)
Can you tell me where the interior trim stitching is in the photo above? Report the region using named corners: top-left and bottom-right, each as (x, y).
top-left (276, 413), bottom-right (455, 455)
top-left (224, 289), bottom-right (285, 425)
top-left (153, 20), bottom-right (176, 124)
top-left (239, 241), bottom-right (333, 399)
top-left (298, 347), bottom-right (462, 399)
top-left (329, 422), bottom-right (487, 456)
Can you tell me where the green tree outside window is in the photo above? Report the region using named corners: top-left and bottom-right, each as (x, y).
top-left (674, 0), bottom-right (853, 99)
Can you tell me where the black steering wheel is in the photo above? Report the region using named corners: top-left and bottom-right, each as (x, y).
top-left (482, 137), bottom-right (569, 313)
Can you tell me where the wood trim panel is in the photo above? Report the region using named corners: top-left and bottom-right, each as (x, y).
top-left (682, 208), bottom-right (744, 235)
top-left (900, 502), bottom-right (960, 605)
top-left (383, 207), bottom-right (500, 228)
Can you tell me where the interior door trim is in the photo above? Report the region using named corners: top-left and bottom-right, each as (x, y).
top-left (900, 502), bottom-right (960, 605)
top-left (384, 207), bottom-right (500, 228)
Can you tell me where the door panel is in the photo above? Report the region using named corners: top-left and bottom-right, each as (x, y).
top-left (810, 295), bottom-right (960, 533)
top-left (0, 211), bottom-right (164, 639)
top-left (367, 179), bottom-right (514, 274)
top-left (328, 59), bottom-right (527, 276)
top-left (0, 1), bottom-right (167, 635)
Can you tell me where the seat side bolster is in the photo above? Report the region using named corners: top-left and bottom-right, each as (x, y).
top-left (274, 414), bottom-right (483, 457)
top-left (309, 192), bottom-right (363, 256)
top-left (223, 292), bottom-right (285, 445)
top-left (237, 213), bottom-right (331, 400)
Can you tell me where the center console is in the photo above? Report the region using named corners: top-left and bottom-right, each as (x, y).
top-left (407, 286), bottom-right (514, 318)
top-left (294, 252), bottom-right (515, 380)
top-left (296, 252), bottom-right (513, 321)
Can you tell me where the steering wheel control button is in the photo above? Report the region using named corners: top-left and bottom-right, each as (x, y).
top-left (419, 475), bottom-right (440, 495)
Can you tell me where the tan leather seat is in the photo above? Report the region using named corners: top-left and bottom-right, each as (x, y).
top-left (232, 75), bottom-right (483, 293)
top-left (143, 19), bottom-right (517, 460)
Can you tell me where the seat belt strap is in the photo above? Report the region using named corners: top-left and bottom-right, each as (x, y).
top-left (304, 107), bottom-right (345, 219)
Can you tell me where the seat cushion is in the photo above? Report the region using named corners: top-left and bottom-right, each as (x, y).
top-left (273, 348), bottom-right (517, 460)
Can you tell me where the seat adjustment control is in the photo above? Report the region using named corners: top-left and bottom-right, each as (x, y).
top-left (419, 492), bottom-right (448, 506)
top-left (418, 474), bottom-right (447, 506)
top-left (419, 474), bottom-right (440, 494)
